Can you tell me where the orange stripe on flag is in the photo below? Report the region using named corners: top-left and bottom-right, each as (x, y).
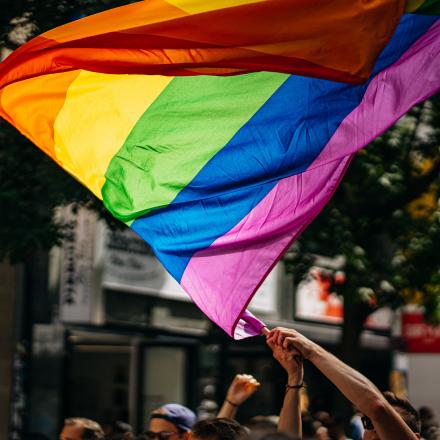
top-left (43, 0), bottom-right (188, 43)
top-left (0, 70), bottom-right (79, 161)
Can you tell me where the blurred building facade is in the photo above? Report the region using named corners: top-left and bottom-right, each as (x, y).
top-left (0, 262), bottom-right (17, 440)
top-left (5, 204), bottom-right (438, 438)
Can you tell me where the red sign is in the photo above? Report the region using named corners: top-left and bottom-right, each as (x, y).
top-left (402, 311), bottom-right (440, 353)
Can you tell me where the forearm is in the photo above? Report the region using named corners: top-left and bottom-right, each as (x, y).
top-left (278, 379), bottom-right (301, 440)
top-left (309, 346), bottom-right (417, 440)
top-left (219, 374), bottom-right (260, 419)
top-left (217, 400), bottom-right (238, 419)
top-left (309, 345), bottom-right (383, 417)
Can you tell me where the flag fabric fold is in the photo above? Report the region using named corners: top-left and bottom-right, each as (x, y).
top-left (0, 2), bottom-right (439, 338)
top-left (0, 0), bottom-right (405, 88)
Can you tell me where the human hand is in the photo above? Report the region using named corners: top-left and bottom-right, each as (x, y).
top-left (267, 338), bottom-right (304, 385)
top-left (226, 374), bottom-right (260, 406)
top-left (267, 327), bottom-right (318, 360)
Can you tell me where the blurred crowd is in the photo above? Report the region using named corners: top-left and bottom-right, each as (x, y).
top-left (25, 328), bottom-right (440, 440)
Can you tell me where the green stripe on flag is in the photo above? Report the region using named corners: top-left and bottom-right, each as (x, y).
top-left (102, 72), bottom-right (288, 222)
top-left (416, 0), bottom-right (440, 14)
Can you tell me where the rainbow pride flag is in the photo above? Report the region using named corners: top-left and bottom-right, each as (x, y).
top-left (0, 1), bottom-right (439, 338)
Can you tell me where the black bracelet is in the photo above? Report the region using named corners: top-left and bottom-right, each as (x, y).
top-left (225, 398), bottom-right (238, 407)
top-left (285, 383), bottom-right (304, 391)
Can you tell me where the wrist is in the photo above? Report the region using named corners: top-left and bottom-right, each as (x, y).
top-left (285, 382), bottom-right (304, 393)
top-left (225, 397), bottom-right (239, 407)
top-left (287, 374), bottom-right (303, 384)
top-left (308, 343), bottom-right (323, 363)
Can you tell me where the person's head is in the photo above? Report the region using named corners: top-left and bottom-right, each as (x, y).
top-left (257, 433), bottom-right (293, 440)
top-left (301, 416), bottom-right (318, 440)
top-left (325, 415), bottom-right (346, 439)
top-left (190, 418), bottom-right (248, 440)
top-left (107, 421), bottom-right (134, 440)
top-left (313, 411), bottom-right (331, 425)
top-left (362, 392), bottom-right (421, 440)
top-left (245, 416), bottom-right (278, 440)
top-left (60, 418), bottom-right (104, 440)
top-left (24, 433), bottom-right (51, 440)
top-left (145, 404), bottom-right (196, 440)
top-left (423, 425), bottom-right (440, 440)
top-left (315, 425), bottom-right (330, 440)
top-left (419, 406), bottom-right (435, 424)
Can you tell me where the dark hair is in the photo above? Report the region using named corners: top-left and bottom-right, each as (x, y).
top-left (258, 434), bottom-right (293, 440)
top-left (423, 425), bottom-right (440, 440)
top-left (246, 416), bottom-right (277, 440)
top-left (324, 415), bottom-right (345, 436)
top-left (64, 418), bottom-right (105, 440)
top-left (419, 406), bottom-right (435, 420)
top-left (23, 433), bottom-right (51, 440)
top-left (301, 416), bottom-right (317, 438)
top-left (383, 391), bottom-right (421, 434)
top-left (192, 418), bottom-right (248, 440)
top-left (245, 416), bottom-right (277, 432)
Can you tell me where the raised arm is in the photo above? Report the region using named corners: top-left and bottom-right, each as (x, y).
top-left (217, 374), bottom-right (260, 419)
top-left (267, 328), bottom-right (419, 440)
top-left (267, 338), bottom-right (303, 440)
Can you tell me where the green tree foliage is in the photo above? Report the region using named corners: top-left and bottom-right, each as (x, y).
top-left (0, 0), bottom-right (128, 261)
top-left (286, 95), bottom-right (440, 360)
top-left (1, 0), bottom-right (134, 48)
top-left (0, 118), bottom-right (125, 261)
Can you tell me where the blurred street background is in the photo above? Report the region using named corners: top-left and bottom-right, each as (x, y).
top-left (1, 1), bottom-right (439, 439)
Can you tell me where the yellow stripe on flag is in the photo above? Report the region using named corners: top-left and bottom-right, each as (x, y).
top-left (165, 0), bottom-right (265, 14)
top-left (53, 71), bottom-right (173, 198)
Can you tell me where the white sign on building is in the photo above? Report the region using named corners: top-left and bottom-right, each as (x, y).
top-left (102, 227), bottom-right (280, 316)
top-left (59, 205), bottom-right (97, 323)
top-left (58, 206), bottom-right (281, 324)
top-left (102, 228), bottom-right (190, 302)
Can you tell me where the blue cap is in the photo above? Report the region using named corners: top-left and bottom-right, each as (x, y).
top-left (151, 404), bottom-right (196, 432)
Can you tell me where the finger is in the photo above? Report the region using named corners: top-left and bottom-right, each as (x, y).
top-left (270, 329), bottom-right (280, 345)
top-left (266, 337), bottom-right (276, 350)
top-left (266, 329), bottom-right (275, 339)
top-left (267, 329), bottom-right (277, 341)
top-left (261, 326), bottom-right (270, 336)
top-left (277, 331), bottom-right (285, 346)
top-left (272, 347), bottom-right (281, 360)
top-left (282, 337), bottom-right (295, 349)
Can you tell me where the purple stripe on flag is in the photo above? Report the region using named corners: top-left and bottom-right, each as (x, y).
top-left (181, 19), bottom-right (440, 338)
top-left (181, 155), bottom-right (353, 338)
